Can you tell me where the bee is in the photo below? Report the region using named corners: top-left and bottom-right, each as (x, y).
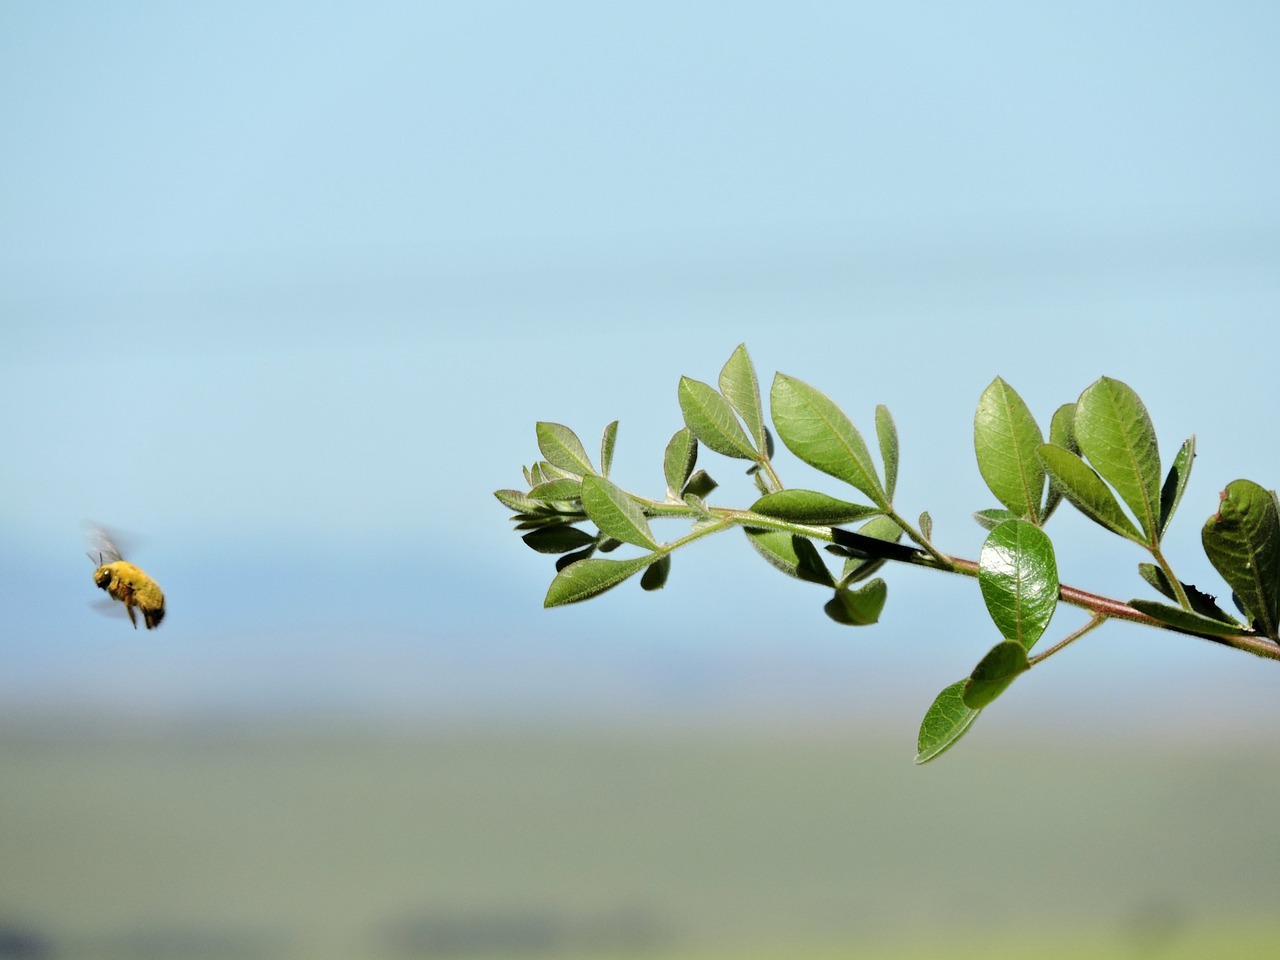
top-left (86, 527), bottom-right (165, 629)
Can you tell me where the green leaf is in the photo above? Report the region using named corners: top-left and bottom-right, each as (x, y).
top-left (1042, 402), bottom-right (1078, 520)
top-left (600, 421), bottom-right (619, 479)
top-left (744, 529), bottom-right (834, 586)
top-left (544, 555), bottom-right (654, 606)
top-left (495, 488), bottom-right (544, 514)
top-left (1127, 599), bottom-right (1251, 638)
top-left (918, 511), bottom-right (933, 541)
top-left (521, 526), bottom-right (598, 554)
top-left (1038, 444), bottom-right (1145, 543)
top-left (1158, 437), bottom-right (1195, 539)
top-left (750, 490), bottom-right (881, 525)
top-left (526, 478), bottom-right (583, 503)
top-left (973, 508), bottom-right (1018, 531)
top-left (536, 422), bottom-right (595, 477)
top-left (973, 377), bottom-right (1046, 521)
top-left (770, 373), bottom-right (887, 507)
top-left (978, 519), bottom-right (1059, 651)
top-left (554, 546), bottom-right (595, 571)
top-left (916, 680), bottom-right (982, 765)
top-left (823, 578), bottom-right (887, 626)
top-left (875, 405), bottom-right (899, 504)
top-left (1073, 377), bottom-right (1162, 541)
top-left (1137, 563), bottom-right (1237, 624)
top-left (663, 428), bottom-right (698, 498)
top-left (682, 469), bottom-right (718, 500)
top-left (580, 475), bottom-right (658, 550)
top-left (962, 640), bottom-right (1030, 709)
top-left (640, 555), bottom-right (671, 591)
top-left (678, 377), bottom-right (757, 460)
top-left (1202, 479), bottom-right (1280, 639)
top-left (718, 344), bottom-right (768, 455)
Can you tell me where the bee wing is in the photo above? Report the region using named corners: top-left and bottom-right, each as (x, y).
top-left (84, 524), bottom-right (126, 565)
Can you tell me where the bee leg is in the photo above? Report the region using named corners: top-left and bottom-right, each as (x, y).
top-left (124, 602), bottom-right (138, 629)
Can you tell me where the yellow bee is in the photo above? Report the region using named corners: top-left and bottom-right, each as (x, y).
top-left (87, 528), bottom-right (165, 629)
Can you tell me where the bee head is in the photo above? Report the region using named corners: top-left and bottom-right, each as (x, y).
top-left (93, 566), bottom-right (111, 588)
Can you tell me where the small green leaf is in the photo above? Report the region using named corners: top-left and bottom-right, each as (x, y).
top-left (962, 640), bottom-right (1030, 709)
top-left (521, 526), bottom-right (598, 554)
top-left (600, 421), bottom-right (619, 479)
top-left (1042, 402), bottom-right (1078, 520)
top-left (974, 377), bottom-right (1046, 521)
top-left (750, 490), bottom-right (881, 525)
top-left (978, 519), bottom-right (1059, 651)
top-left (919, 511), bottom-right (933, 541)
top-left (1038, 444), bottom-right (1145, 543)
top-left (682, 469), bottom-right (718, 500)
top-left (678, 377), bottom-right (757, 460)
top-left (718, 344), bottom-right (768, 455)
top-left (744, 529), bottom-right (834, 586)
top-left (916, 680), bottom-right (982, 765)
top-left (770, 373), bottom-right (887, 507)
top-left (580, 475), bottom-right (658, 550)
top-left (526, 478), bottom-right (583, 502)
top-left (1073, 377), bottom-right (1162, 541)
top-left (495, 488), bottom-right (544, 513)
top-left (823, 578), bottom-right (887, 626)
top-left (544, 555), bottom-right (655, 606)
top-left (640, 555), bottom-right (671, 591)
top-left (536, 422), bottom-right (596, 477)
top-left (875, 405), bottom-right (899, 504)
top-left (1158, 437), bottom-right (1195, 539)
top-left (663, 428), bottom-right (698, 499)
top-left (973, 508), bottom-right (1018, 531)
top-left (1127, 599), bottom-right (1251, 637)
top-left (1202, 479), bottom-right (1280, 639)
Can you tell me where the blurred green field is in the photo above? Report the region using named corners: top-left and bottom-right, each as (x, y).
top-left (1, 722), bottom-right (1277, 959)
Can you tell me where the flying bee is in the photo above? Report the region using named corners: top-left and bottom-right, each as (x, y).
top-left (86, 527), bottom-right (165, 629)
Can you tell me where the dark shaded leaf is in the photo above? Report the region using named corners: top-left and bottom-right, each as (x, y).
top-left (1043, 402), bottom-right (1078, 520)
top-left (823, 578), bottom-right (887, 625)
top-left (962, 640), bottom-right (1030, 709)
top-left (744, 529), bottom-right (834, 586)
top-left (640, 555), bottom-right (671, 591)
top-left (1137, 562), bottom-right (1237, 624)
top-left (682, 469), bottom-right (718, 500)
top-left (521, 526), bottom-right (597, 554)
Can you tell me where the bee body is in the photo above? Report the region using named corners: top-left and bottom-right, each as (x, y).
top-left (87, 528), bottom-right (165, 630)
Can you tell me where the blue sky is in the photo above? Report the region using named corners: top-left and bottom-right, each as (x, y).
top-left (2, 3), bottom-right (1278, 730)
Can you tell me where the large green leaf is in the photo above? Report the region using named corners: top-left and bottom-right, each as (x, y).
top-left (1202, 479), bottom-right (1280, 639)
top-left (1073, 378), bottom-right (1162, 541)
top-left (823, 578), bottom-right (887, 626)
top-left (536, 422), bottom-right (595, 477)
top-left (973, 377), bottom-right (1045, 521)
top-left (678, 377), bottom-right (757, 460)
top-left (770, 374), bottom-right (887, 506)
top-left (916, 680), bottom-right (981, 764)
top-left (1158, 437), bottom-right (1195, 539)
top-left (875, 405), bottom-right (899, 504)
top-left (978, 519), bottom-right (1058, 651)
top-left (544, 555), bottom-right (654, 606)
top-left (718, 344), bottom-right (768, 454)
top-left (580, 475), bottom-right (658, 550)
top-left (663, 428), bottom-right (698, 498)
top-left (750, 490), bottom-right (881, 525)
top-left (744, 529), bottom-right (834, 586)
top-left (1038, 444), bottom-right (1145, 543)
top-left (1127, 599), bottom-right (1251, 638)
top-left (962, 640), bottom-right (1030, 709)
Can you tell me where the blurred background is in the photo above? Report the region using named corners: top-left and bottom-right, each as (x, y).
top-left (2, 2), bottom-right (1279, 958)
